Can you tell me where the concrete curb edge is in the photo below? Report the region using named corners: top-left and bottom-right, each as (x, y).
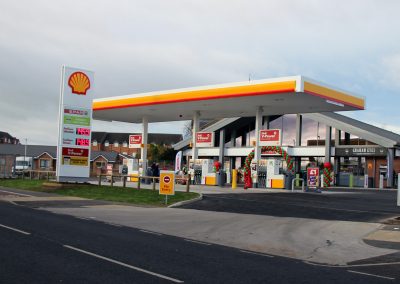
top-left (168, 193), bottom-right (203, 208)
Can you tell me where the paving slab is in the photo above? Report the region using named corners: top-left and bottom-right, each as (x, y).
top-left (41, 204), bottom-right (396, 265)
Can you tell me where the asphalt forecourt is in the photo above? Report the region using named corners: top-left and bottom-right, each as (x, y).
top-left (0, 179), bottom-right (199, 207)
top-left (0, 201), bottom-right (397, 283)
top-left (179, 189), bottom-right (400, 223)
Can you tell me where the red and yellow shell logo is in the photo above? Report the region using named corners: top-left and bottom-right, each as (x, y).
top-left (68, 72), bottom-right (90, 95)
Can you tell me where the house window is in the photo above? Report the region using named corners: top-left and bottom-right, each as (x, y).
top-left (123, 141), bottom-right (128, 147)
top-left (96, 161), bottom-right (105, 168)
top-left (104, 141), bottom-right (109, 147)
top-left (40, 159), bottom-right (50, 169)
top-left (92, 140), bottom-right (98, 146)
top-left (114, 142), bottom-right (119, 147)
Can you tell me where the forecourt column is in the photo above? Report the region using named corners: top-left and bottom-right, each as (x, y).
top-left (192, 111), bottom-right (200, 161)
top-left (254, 106), bottom-right (263, 187)
top-left (325, 126), bottom-right (332, 163)
top-left (295, 114), bottom-right (302, 173)
top-left (141, 116), bottom-right (148, 173)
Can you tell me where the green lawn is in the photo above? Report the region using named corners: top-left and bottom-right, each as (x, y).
top-left (0, 179), bottom-right (199, 207)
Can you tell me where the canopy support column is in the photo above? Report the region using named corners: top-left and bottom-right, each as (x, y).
top-left (254, 107), bottom-right (263, 163)
top-left (254, 107), bottom-right (263, 187)
top-left (141, 116), bottom-right (148, 173)
top-left (192, 111), bottom-right (200, 162)
top-left (325, 126), bottom-right (332, 163)
top-left (219, 129), bottom-right (225, 186)
top-left (295, 114), bottom-right (302, 173)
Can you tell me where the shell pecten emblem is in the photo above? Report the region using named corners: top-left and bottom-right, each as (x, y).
top-left (68, 72), bottom-right (90, 95)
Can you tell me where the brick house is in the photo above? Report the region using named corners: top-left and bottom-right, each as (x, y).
top-left (91, 132), bottom-right (182, 157)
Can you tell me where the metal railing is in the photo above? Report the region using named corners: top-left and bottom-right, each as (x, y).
top-left (291, 178), bottom-right (305, 192)
top-left (19, 170), bottom-right (56, 180)
top-left (98, 174), bottom-right (192, 192)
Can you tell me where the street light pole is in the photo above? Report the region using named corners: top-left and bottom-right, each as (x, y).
top-left (24, 138), bottom-right (27, 171)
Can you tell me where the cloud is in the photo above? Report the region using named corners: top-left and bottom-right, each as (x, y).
top-left (1, 0), bottom-right (400, 144)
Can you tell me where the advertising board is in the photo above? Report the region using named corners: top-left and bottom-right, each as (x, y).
top-left (307, 167), bottom-right (320, 188)
top-left (56, 66), bottom-right (94, 182)
top-left (196, 132), bottom-right (214, 148)
top-left (129, 134), bottom-right (142, 148)
top-left (259, 129), bottom-right (281, 146)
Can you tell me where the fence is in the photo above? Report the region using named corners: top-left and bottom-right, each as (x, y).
top-left (97, 174), bottom-right (192, 192)
top-left (18, 170), bottom-right (56, 180)
top-left (0, 154), bottom-right (16, 178)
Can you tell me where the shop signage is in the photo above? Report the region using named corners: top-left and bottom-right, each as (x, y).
top-left (259, 129), bottom-right (281, 146)
top-left (56, 66), bottom-right (94, 182)
top-left (307, 167), bottom-right (320, 188)
top-left (129, 134), bottom-right (142, 148)
top-left (159, 171), bottom-right (175, 195)
top-left (335, 147), bottom-right (387, 157)
top-left (196, 132), bottom-right (214, 148)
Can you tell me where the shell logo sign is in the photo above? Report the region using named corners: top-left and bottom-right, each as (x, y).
top-left (68, 72), bottom-right (91, 95)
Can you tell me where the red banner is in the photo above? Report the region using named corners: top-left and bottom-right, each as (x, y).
top-left (129, 134), bottom-right (142, 148)
top-left (196, 132), bottom-right (214, 147)
top-left (259, 129), bottom-right (281, 146)
top-left (62, 147), bottom-right (89, 157)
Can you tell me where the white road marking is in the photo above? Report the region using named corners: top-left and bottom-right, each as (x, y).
top-left (0, 224), bottom-right (31, 235)
top-left (75, 216), bottom-right (91, 221)
top-left (347, 270), bottom-right (395, 280)
top-left (184, 239), bottom-right (211, 246)
top-left (0, 189), bottom-right (33, 197)
top-left (106, 222), bottom-right (122, 227)
top-left (140, 229), bottom-right (163, 236)
top-left (239, 250), bottom-right (274, 258)
top-left (304, 260), bottom-right (400, 268)
top-left (63, 245), bottom-right (184, 283)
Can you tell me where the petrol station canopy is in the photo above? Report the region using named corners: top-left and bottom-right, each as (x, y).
top-left (92, 76), bottom-right (365, 123)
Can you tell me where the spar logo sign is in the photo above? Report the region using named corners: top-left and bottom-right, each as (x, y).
top-left (159, 171), bottom-right (175, 195)
top-left (259, 129), bottom-right (281, 146)
top-left (68, 72), bottom-right (91, 95)
top-left (196, 132), bottom-right (214, 148)
top-left (129, 134), bottom-right (142, 149)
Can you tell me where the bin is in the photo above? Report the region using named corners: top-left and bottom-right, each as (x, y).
top-left (368, 177), bottom-right (374, 188)
top-left (216, 172), bottom-right (226, 186)
top-left (285, 173), bottom-right (294, 190)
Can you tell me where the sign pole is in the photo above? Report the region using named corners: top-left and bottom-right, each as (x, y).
top-left (165, 195), bottom-right (168, 205)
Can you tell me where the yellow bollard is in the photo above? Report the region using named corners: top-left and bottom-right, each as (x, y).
top-left (232, 169), bottom-right (237, 189)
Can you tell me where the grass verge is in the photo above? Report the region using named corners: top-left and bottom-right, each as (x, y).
top-left (0, 179), bottom-right (199, 207)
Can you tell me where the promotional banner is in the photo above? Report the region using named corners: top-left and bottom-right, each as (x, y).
top-left (129, 134), bottom-right (142, 148)
top-left (175, 151), bottom-right (182, 172)
top-left (196, 132), bottom-right (214, 148)
top-left (307, 167), bottom-right (320, 188)
top-left (259, 129), bottom-right (281, 146)
top-left (56, 66), bottom-right (94, 182)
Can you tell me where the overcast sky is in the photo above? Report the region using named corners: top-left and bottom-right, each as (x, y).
top-left (1, 0), bottom-right (400, 145)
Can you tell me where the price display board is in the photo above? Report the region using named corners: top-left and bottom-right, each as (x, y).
top-left (56, 66), bottom-right (94, 182)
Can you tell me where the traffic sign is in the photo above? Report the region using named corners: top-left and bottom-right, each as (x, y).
top-left (159, 171), bottom-right (175, 196)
